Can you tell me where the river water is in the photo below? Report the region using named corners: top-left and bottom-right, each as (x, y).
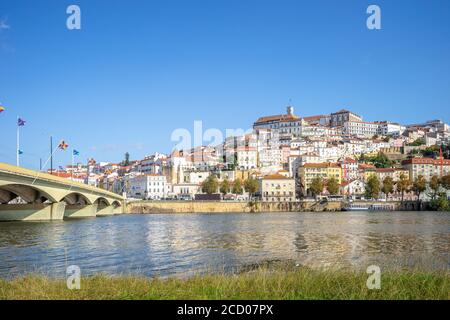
top-left (0, 212), bottom-right (449, 278)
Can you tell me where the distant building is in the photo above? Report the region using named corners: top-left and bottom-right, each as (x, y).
top-left (259, 174), bottom-right (296, 202)
top-left (299, 163), bottom-right (342, 196)
top-left (127, 174), bottom-right (169, 200)
top-left (402, 157), bottom-right (450, 181)
top-left (236, 146), bottom-right (257, 170)
top-left (330, 109), bottom-right (363, 127)
top-left (340, 179), bottom-right (366, 196)
top-left (344, 121), bottom-right (379, 137)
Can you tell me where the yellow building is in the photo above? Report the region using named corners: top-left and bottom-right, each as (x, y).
top-left (259, 174), bottom-right (296, 202)
top-left (299, 163), bottom-right (342, 195)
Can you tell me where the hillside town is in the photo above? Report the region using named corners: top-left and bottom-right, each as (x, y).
top-left (55, 107), bottom-right (450, 206)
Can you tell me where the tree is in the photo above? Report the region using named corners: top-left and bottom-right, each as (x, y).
top-left (232, 178), bottom-right (243, 194)
top-left (407, 138), bottom-right (426, 146)
top-left (369, 152), bottom-right (393, 168)
top-left (382, 176), bottom-right (394, 197)
top-left (220, 178), bottom-right (230, 195)
top-left (326, 177), bottom-right (340, 195)
top-left (122, 152), bottom-right (130, 166)
top-left (244, 178), bottom-right (259, 199)
top-left (412, 175), bottom-right (427, 201)
top-left (365, 175), bottom-right (381, 199)
top-left (430, 195), bottom-right (450, 211)
top-left (309, 177), bottom-right (324, 197)
top-left (441, 174), bottom-right (450, 190)
top-left (202, 175), bottom-right (219, 194)
top-left (397, 174), bottom-right (411, 203)
top-left (429, 175), bottom-right (441, 200)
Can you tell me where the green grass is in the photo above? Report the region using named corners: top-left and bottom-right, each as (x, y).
top-left (1, 267), bottom-right (449, 300)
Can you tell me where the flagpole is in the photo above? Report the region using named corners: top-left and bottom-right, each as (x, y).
top-left (50, 136), bottom-right (53, 175)
top-left (31, 142), bottom-right (60, 186)
top-left (71, 149), bottom-right (74, 181)
top-left (16, 116), bottom-right (19, 167)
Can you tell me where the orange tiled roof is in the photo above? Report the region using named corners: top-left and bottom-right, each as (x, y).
top-left (255, 113), bottom-right (299, 124)
top-left (262, 173), bottom-right (292, 180)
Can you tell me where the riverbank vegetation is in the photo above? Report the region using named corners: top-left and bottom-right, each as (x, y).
top-left (1, 267), bottom-right (448, 300)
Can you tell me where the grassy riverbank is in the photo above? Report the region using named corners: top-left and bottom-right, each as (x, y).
top-left (1, 267), bottom-right (449, 300)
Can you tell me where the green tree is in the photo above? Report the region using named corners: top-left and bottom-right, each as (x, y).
top-left (397, 174), bottom-right (411, 203)
top-left (220, 178), bottom-right (231, 195)
top-left (382, 176), bottom-right (394, 197)
top-left (232, 178), bottom-right (243, 194)
top-left (429, 175), bottom-right (441, 200)
top-left (369, 152), bottom-right (393, 168)
top-left (244, 178), bottom-right (259, 199)
top-left (121, 152), bottom-right (130, 166)
top-left (365, 175), bottom-right (381, 199)
top-left (412, 175), bottom-right (427, 201)
top-left (430, 195), bottom-right (450, 211)
top-left (309, 177), bottom-right (324, 197)
top-left (407, 138), bottom-right (426, 146)
top-left (202, 175), bottom-right (219, 194)
top-left (441, 174), bottom-right (450, 190)
top-left (326, 177), bottom-right (340, 195)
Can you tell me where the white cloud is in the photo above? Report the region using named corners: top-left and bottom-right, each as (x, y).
top-left (0, 20), bottom-right (10, 30)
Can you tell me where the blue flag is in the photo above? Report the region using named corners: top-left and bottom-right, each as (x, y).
top-left (73, 149), bottom-right (80, 156)
top-left (17, 118), bottom-right (26, 126)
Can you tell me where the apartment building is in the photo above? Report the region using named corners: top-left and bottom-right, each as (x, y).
top-left (259, 174), bottom-right (296, 202)
top-left (330, 109), bottom-right (363, 127)
top-left (402, 157), bottom-right (450, 181)
top-left (344, 121), bottom-right (379, 137)
top-left (127, 174), bottom-right (169, 200)
top-left (299, 163), bottom-right (342, 195)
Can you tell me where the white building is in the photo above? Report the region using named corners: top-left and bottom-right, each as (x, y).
top-left (171, 183), bottom-right (201, 199)
top-left (344, 121), bottom-right (379, 137)
top-left (376, 121), bottom-right (406, 136)
top-left (236, 146), bottom-right (257, 170)
top-left (127, 174), bottom-right (169, 200)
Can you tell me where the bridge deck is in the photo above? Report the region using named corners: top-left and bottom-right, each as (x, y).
top-left (0, 162), bottom-right (123, 201)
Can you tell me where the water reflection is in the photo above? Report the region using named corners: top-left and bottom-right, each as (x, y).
top-left (0, 212), bottom-right (449, 278)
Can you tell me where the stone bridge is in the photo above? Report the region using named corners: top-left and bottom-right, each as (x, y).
top-left (0, 162), bottom-right (124, 221)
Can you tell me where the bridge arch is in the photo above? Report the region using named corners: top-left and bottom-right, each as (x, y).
top-left (0, 183), bottom-right (58, 204)
top-left (111, 200), bottom-right (122, 208)
top-left (94, 197), bottom-right (111, 207)
top-left (59, 192), bottom-right (93, 205)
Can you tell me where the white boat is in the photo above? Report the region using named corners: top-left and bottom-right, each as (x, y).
top-left (343, 203), bottom-right (370, 211)
top-left (343, 203), bottom-right (396, 212)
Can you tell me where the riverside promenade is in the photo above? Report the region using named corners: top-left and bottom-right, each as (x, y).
top-left (126, 200), bottom-right (423, 214)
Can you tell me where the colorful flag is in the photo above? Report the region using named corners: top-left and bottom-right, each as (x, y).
top-left (18, 150), bottom-right (23, 155)
top-left (0, 105), bottom-right (5, 113)
top-left (58, 140), bottom-right (69, 150)
top-left (17, 118), bottom-right (26, 126)
top-left (73, 149), bottom-right (80, 156)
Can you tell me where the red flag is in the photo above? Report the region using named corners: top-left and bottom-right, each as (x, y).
top-left (58, 140), bottom-right (69, 150)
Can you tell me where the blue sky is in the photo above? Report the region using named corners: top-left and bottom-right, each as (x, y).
top-left (1, 0), bottom-right (449, 170)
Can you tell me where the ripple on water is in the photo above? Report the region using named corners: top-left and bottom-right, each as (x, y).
top-left (0, 212), bottom-right (449, 278)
